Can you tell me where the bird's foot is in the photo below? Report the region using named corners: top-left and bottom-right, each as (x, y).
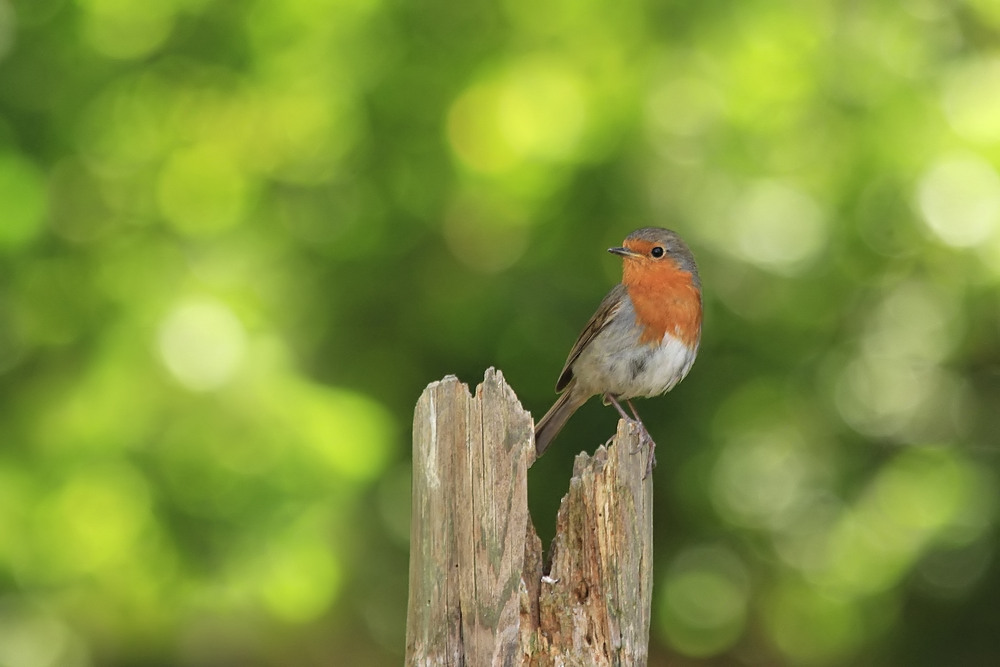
top-left (604, 393), bottom-right (657, 478)
top-left (628, 421), bottom-right (656, 479)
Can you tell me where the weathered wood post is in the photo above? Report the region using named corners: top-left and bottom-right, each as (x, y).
top-left (406, 369), bottom-right (654, 666)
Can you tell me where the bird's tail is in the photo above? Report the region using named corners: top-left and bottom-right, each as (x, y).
top-left (534, 388), bottom-right (589, 456)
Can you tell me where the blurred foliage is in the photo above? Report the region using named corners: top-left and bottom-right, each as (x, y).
top-left (0, 0), bottom-right (999, 665)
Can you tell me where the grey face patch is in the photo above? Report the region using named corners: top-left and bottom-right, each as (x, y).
top-left (623, 227), bottom-right (701, 289)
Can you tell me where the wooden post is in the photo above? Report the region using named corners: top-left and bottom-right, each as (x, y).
top-left (406, 369), bottom-right (654, 666)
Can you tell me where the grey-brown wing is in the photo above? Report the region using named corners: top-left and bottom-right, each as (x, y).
top-left (555, 283), bottom-right (627, 392)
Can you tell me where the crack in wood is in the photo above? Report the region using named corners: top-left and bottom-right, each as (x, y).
top-left (407, 369), bottom-right (653, 666)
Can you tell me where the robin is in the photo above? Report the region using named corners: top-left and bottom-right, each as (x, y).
top-left (534, 227), bottom-right (702, 475)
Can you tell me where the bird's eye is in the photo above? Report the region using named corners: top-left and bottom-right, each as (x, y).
top-left (650, 246), bottom-right (665, 258)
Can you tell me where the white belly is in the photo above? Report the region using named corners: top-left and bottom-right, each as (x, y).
top-left (572, 329), bottom-right (698, 399)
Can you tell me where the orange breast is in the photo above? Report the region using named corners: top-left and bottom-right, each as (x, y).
top-left (624, 263), bottom-right (702, 348)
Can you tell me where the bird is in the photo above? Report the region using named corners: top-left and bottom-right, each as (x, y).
top-left (533, 227), bottom-right (702, 475)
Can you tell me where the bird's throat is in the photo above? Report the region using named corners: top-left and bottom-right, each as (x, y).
top-left (623, 265), bottom-right (702, 348)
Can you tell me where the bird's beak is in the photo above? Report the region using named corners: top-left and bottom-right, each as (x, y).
top-left (608, 246), bottom-right (642, 259)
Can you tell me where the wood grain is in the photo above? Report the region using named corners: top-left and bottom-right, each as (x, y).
top-left (406, 369), bottom-right (653, 666)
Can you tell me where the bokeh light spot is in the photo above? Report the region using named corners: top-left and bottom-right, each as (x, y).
top-left (658, 546), bottom-right (748, 658)
top-left (447, 58), bottom-right (587, 174)
top-left (258, 538), bottom-right (342, 623)
top-left (0, 604), bottom-right (89, 667)
top-left (965, 0), bottom-right (1000, 27)
top-left (75, 73), bottom-right (173, 173)
top-left (448, 81), bottom-right (520, 174)
top-left (943, 57), bottom-right (1000, 144)
top-left (917, 154), bottom-right (1000, 248)
top-left (765, 582), bottom-right (863, 664)
top-left (271, 379), bottom-right (395, 482)
top-left (772, 498), bottom-right (841, 576)
top-left (875, 447), bottom-right (969, 532)
top-left (712, 429), bottom-right (812, 529)
top-left (0, 152), bottom-right (48, 252)
top-left (260, 85), bottom-right (355, 183)
top-left (78, 0), bottom-right (176, 60)
top-left (836, 357), bottom-right (941, 439)
top-left (835, 281), bottom-right (965, 441)
top-left (731, 180), bottom-right (827, 274)
top-left (818, 447), bottom-right (993, 598)
top-left (645, 72), bottom-right (724, 164)
top-left (860, 281), bottom-right (956, 364)
top-left (497, 59), bottom-right (585, 162)
top-left (157, 145), bottom-right (248, 237)
top-left (157, 298), bottom-right (247, 392)
top-left (31, 465), bottom-right (153, 579)
top-left (646, 75), bottom-right (725, 139)
top-left (823, 506), bottom-right (917, 597)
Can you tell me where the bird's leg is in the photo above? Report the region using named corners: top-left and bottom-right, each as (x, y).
top-left (605, 395), bottom-right (657, 478)
top-left (625, 398), bottom-right (657, 478)
top-left (605, 393), bottom-right (632, 422)
top-left (602, 395), bottom-right (632, 447)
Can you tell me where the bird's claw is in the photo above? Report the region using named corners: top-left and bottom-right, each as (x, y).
top-left (620, 419), bottom-right (656, 479)
top-left (633, 425), bottom-right (656, 479)
top-left (604, 394), bottom-right (657, 478)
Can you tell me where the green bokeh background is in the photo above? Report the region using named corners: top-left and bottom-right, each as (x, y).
top-left (1, 0), bottom-right (999, 665)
